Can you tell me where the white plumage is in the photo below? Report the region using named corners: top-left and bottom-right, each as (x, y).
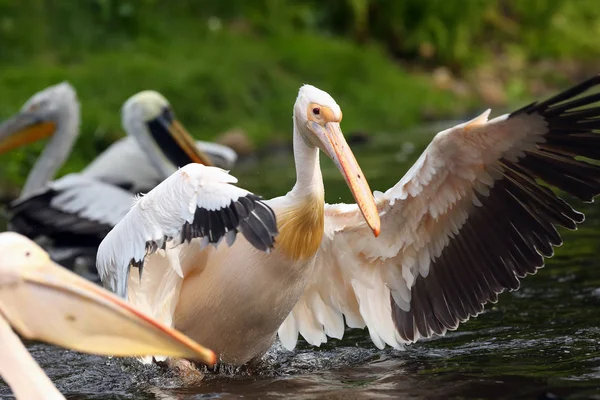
top-left (43, 174), bottom-right (135, 227)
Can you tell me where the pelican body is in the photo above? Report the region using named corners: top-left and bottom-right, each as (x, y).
top-left (98, 78), bottom-right (600, 366)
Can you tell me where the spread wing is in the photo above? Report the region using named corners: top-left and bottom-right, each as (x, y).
top-left (96, 163), bottom-right (278, 299)
top-left (278, 76), bottom-right (600, 350)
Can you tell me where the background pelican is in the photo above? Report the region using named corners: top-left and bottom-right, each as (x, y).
top-left (0, 232), bottom-right (216, 400)
top-left (0, 82), bottom-right (236, 197)
top-left (0, 83), bottom-right (236, 274)
top-left (97, 77), bottom-right (600, 367)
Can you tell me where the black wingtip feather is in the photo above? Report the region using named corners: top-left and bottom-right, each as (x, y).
top-left (509, 76), bottom-right (600, 202)
top-left (236, 194), bottom-right (279, 251)
top-left (174, 193), bottom-right (277, 253)
top-left (512, 75), bottom-right (600, 116)
top-left (8, 190), bottom-right (113, 277)
top-left (136, 193), bottom-right (278, 278)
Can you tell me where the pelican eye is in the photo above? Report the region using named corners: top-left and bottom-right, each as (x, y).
top-left (160, 106), bottom-right (175, 124)
top-left (312, 107), bottom-right (320, 116)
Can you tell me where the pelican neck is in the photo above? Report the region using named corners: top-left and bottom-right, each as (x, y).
top-left (290, 125), bottom-right (324, 197)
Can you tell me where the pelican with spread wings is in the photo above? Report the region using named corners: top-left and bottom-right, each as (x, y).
top-left (98, 77), bottom-right (600, 366)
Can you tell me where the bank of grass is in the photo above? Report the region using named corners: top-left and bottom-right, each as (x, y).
top-left (0, 31), bottom-right (460, 189)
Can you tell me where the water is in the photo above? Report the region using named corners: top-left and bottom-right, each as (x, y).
top-left (1, 127), bottom-right (600, 399)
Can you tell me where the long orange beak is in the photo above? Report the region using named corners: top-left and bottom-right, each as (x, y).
top-left (167, 119), bottom-right (213, 166)
top-left (308, 121), bottom-right (380, 236)
top-left (0, 112), bottom-right (56, 154)
top-left (0, 233), bottom-right (216, 366)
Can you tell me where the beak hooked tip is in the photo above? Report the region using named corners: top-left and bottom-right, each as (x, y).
top-left (365, 212), bottom-right (380, 237)
top-left (372, 225), bottom-right (380, 238)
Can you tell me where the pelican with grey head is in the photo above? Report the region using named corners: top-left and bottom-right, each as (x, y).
top-left (0, 83), bottom-right (237, 278)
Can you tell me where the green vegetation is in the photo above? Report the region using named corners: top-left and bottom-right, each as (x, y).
top-left (1, 0), bottom-right (600, 190)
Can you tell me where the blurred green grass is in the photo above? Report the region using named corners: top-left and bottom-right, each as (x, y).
top-left (0, 32), bottom-right (457, 186)
top-left (1, 0), bottom-right (600, 190)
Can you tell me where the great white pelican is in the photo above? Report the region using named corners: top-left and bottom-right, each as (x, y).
top-left (0, 83), bottom-right (236, 271)
top-left (97, 77), bottom-right (600, 366)
top-left (0, 232), bottom-right (218, 400)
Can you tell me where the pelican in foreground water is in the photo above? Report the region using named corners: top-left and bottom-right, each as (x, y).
top-left (0, 83), bottom-right (236, 271)
top-left (0, 232), bottom-right (217, 400)
top-left (98, 77), bottom-right (600, 366)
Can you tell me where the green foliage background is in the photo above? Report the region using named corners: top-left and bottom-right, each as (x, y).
top-left (1, 0), bottom-right (600, 188)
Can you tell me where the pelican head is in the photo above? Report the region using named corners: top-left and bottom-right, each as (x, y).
top-left (0, 82), bottom-right (78, 155)
top-left (0, 231), bottom-right (216, 365)
top-left (122, 90), bottom-right (213, 167)
top-left (294, 84), bottom-right (380, 236)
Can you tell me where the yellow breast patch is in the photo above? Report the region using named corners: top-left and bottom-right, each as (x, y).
top-left (275, 193), bottom-right (324, 261)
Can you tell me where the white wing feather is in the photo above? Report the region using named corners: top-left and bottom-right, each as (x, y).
top-left (48, 174), bottom-right (136, 227)
top-left (9, 173), bottom-right (135, 234)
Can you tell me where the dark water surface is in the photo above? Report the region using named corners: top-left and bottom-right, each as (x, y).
top-left (1, 126), bottom-right (600, 399)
